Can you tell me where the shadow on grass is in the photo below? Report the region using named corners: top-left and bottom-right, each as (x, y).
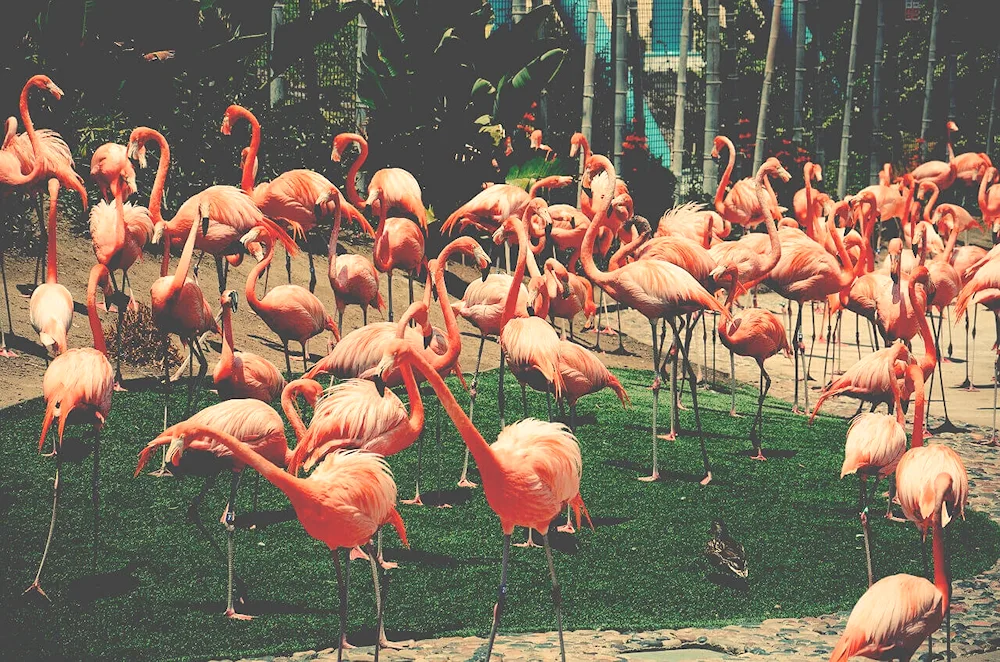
top-left (66, 562), bottom-right (141, 604)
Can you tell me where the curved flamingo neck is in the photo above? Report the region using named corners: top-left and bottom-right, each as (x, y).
top-left (218, 304), bottom-right (237, 382)
top-left (235, 108), bottom-right (261, 193)
top-left (281, 385), bottom-right (311, 445)
top-left (931, 497), bottom-right (950, 611)
top-left (714, 137), bottom-right (736, 216)
top-left (940, 213), bottom-right (959, 263)
top-left (910, 268), bottom-right (937, 378)
top-left (245, 234), bottom-right (273, 314)
top-left (145, 131), bottom-right (171, 225)
top-left (169, 204), bottom-right (201, 298)
top-left (400, 347), bottom-right (502, 481)
top-left (176, 425), bottom-right (300, 496)
top-left (340, 133), bottom-right (368, 208)
top-left (430, 261), bottom-right (462, 372)
top-left (9, 77), bottom-right (47, 186)
top-left (159, 227), bottom-right (171, 278)
top-left (501, 218), bottom-right (530, 328)
top-left (399, 361), bottom-right (425, 437)
top-left (979, 169), bottom-right (995, 217)
top-left (922, 184), bottom-right (939, 222)
top-left (326, 192), bottom-right (343, 295)
top-left (906, 363), bottom-right (926, 448)
top-left (609, 227), bottom-right (647, 270)
top-left (946, 125), bottom-right (955, 162)
top-left (826, 208), bottom-right (856, 289)
top-left (86, 266), bottom-right (109, 355)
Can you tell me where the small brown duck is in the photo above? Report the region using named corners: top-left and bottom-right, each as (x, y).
top-left (704, 519), bottom-right (748, 579)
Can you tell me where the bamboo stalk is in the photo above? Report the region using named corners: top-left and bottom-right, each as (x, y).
top-left (987, 49), bottom-right (1000, 163)
top-left (919, 0), bottom-right (941, 162)
top-left (792, 0), bottom-right (808, 144)
top-left (701, 0), bottom-right (721, 195)
top-left (869, 0), bottom-right (885, 185)
top-left (612, 0), bottom-right (629, 172)
top-left (671, 0), bottom-right (691, 187)
top-left (580, 0), bottom-right (597, 197)
top-left (836, 0), bottom-right (863, 199)
top-left (752, 0), bottom-right (783, 173)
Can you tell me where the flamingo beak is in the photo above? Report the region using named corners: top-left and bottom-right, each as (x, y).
top-left (166, 435), bottom-right (186, 465)
top-left (423, 331), bottom-right (432, 349)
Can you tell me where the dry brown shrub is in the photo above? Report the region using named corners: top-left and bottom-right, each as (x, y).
top-left (102, 301), bottom-right (183, 373)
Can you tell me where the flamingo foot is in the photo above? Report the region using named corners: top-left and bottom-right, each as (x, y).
top-left (557, 523), bottom-right (576, 534)
top-left (700, 471), bottom-right (713, 486)
top-left (40, 450), bottom-right (57, 458)
top-left (728, 409), bottom-right (742, 418)
top-left (885, 513), bottom-right (909, 523)
top-left (378, 557), bottom-right (399, 571)
top-left (963, 384), bottom-right (979, 392)
top-left (437, 503), bottom-right (453, 509)
top-left (676, 402), bottom-right (688, 411)
top-left (791, 406), bottom-right (804, 415)
top-left (22, 581), bottom-right (50, 601)
top-left (457, 478), bottom-right (478, 489)
top-left (599, 327), bottom-right (618, 336)
top-left (380, 636), bottom-right (415, 650)
top-left (224, 608), bottom-right (253, 621)
top-left (113, 381), bottom-right (127, 392)
top-left (349, 546), bottom-right (370, 562)
top-left (0, 348), bottom-right (17, 358)
top-left (638, 471), bottom-right (660, 482)
top-left (942, 357), bottom-right (953, 364)
top-left (127, 296), bottom-right (139, 313)
top-left (749, 450), bottom-right (767, 461)
top-left (657, 433), bottom-right (677, 442)
top-left (513, 537), bottom-right (542, 549)
top-left (401, 494), bottom-right (424, 506)
top-left (340, 636), bottom-right (356, 650)
top-left (148, 467), bottom-right (173, 478)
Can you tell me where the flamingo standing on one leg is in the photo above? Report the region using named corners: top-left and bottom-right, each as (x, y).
top-left (580, 159), bottom-right (728, 485)
top-left (24, 264), bottom-right (115, 599)
top-left (165, 425), bottom-right (408, 662)
top-left (135, 399), bottom-right (292, 620)
top-left (29, 179), bottom-right (73, 358)
top-left (1, 75), bottom-right (71, 357)
top-left (373, 339), bottom-right (590, 662)
top-left (214, 290), bottom-right (285, 402)
top-left (792, 162), bottom-right (829, 228)
top-left (712, 264), bottom-right (792, 460)
top-left (241, 226), bottom-right (339, 375)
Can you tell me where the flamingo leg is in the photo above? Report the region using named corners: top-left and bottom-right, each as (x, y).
top-left (308, 253), bottom-right (317, 293)
top-left (569, 402), bottom-right (576, 432)
top-left (969, 306), bottom-right (979, 390)
top-left (546, 386), bottom-right (552, 422)
top-left (33, 192), bottom-right (45, 287)
top-left (23, 452), bottom-right (60, 600)
top-left (749, 365), bottom-right (770, 461)
top-left (640, 320), bottom-right (662, 482)
top-left (365, 540), bottom-right (410, 654)
top-left (223, 471), bottom-right (252, 620)
top-left (387, 270), bottom-right (394, 323)
top-left (301, 340), bottom-right (309, 373)
top-left (992, 352), bottom-right (999, 445)
top-left (946, 305), bottom-right (953, 360)
top-left (520, 382), bottom-right (528, 419)
top-left (459, 334), bottom-right (486, 488)
top-left (729, 350), bottom-right (738, 416)
top-left (332, 549), bottom-right (350, 662)
top-left (376, 528), bottom-right (398, 569)
top-left (283, 340), bottom-right (292, 376)
top-left (542, 533), bottom-right (567, 662)
top-left (1, 245), bottom-right (16, 357)
top-left (285, 251), bottom-right (292, 285)
top-left (484, 534), bottom-right (512, 661)
top-left (498, 347), bottom-right (507, 428)
top-left (792, 302), bottom-right (805, 414)
top-left (931, 309), bottom-right (965, 433)
top-left (408, 272), bottom-right (414, 308)
top-left (557, 505), bottom-right (575, 534)
top-left (960, 311), bottom-right (972, 388)
top-left (363, 306), bottom-right (368, 326)
top-left (594, 290), bottom-right (604, 352)
top-left (711, 311), bottom-right (718, 388)
top-left (855, 313), bottom-right (862, 360)
top-left (402, 423), bottom-right (425, 506)
top-left (859, 475), bottom-right (874, 588)
top-left (515, 527), bottom-right (541, 548)
top-left (674, 316), bottom-right (712, 486)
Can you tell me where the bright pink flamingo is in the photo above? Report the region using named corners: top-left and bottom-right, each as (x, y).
top-left (655, 202), bottom-right (729, 244)
top-left (842, 198), bottom-right (891, 354)
top-left (374, 338), bottom-right (589, 661)
top-left (570, 132), bottom-right (594, 217)
top-left (911, 134), bottom-right (959, 192)
top-left (542, 258), bottom-right (596, 339)
top-left (126, 127), bottom-right (297, 295)
top-left (442, 183), bottom-right (531, 235)
top-left (947, 121), bottom-right (992, 187)
top-left (241, 226), bottom-right (339, 374)
top-left (214, 290), bottom-right (285, 402)
top-left (25, 264), bottom-right (115, 599)
top-left (223, 106), bottom-right (373, 291)
top-left (135, 399), bottom-right (291, 619)
top-left (29, 179), bottom-right (73, 357)
top-left (713, 264), bottom-right (792, 460)
top-left (811, 343), bottom-right (915, 419)
top-left (333, 132), bottom-right (426, 230)
top-left (529, 129), bottom-right (554, 160)
top-left (321, 184), bottom-right (383, 331)
top-left (978, 166), bottom-right (1000, 232)
top-left (529, 175), bottom-right (574, 198)
top-left (829, 472), bottom-right (955, 662)
top-left (875, 246), bottom-right (933, 344)
top-left (165, 424), bottom-right (408, 661)
top-left (372, 211), bottom-right (425, 323)
top-left (792, 161), bottom-right (830, 228)
top-left (949, 235), bottom-right (989, 389)
top-left (711, 136), bottom-right (785, 227)
top-left (0, 75), bottom-right (70, 357)
top-left (90, 143), bottom-right (136, 201)
top-left (580, 160), bottom-right (728, 484)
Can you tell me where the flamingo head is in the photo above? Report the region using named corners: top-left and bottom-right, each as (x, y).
top-left (711, 136), bottom-right (728, 160)
top-left (30, 75), bottom-right (63, 101)
top-left (220, 289), bottom-right (238, 312)
top-left (369, 339), bottom-right (413, 396)
top-left (759, 157), bottom-right (791, 183)
top-left (887, 238), bottom-right (903, 284)
top-left (126, 130), bottom-right (149, 169)
top-left (151, 221), bottom-right (165, 245)
top-left (811, 163), bottom-right (823, 181)
top-left (315, 187), bottom-right (342, 221)
top-left (240, 227), bottom-right (266, 260)
top-left (569, 132), bottom-right (585, 157)
top-left (331, 133), bottom-right (361, 163)
top-left (946, 120), bottom-right (959, 133)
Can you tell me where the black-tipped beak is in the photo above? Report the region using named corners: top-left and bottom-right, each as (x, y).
top-left (374, 374), bottom-right (386, 397)
top-left (545, 222), bottom-right (553, 238)
top-left (526, 305), bottom-right (535, 316)
top-left (581, 186), bottom-right (592, 198)
top-left (431, 286), bottom-right (438, 301)
top-left (201, 215), bottom-right (210, 235)
top-left (561, 283), bottom-right (571, 299)
top-left (481, 264), bottom-right (491, 282)
top-left (423, 333), bottom-right (432, 349)
top-left (314, 204), bottom-right (324, 221)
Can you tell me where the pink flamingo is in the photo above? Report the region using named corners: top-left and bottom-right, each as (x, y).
top-left (165, 425), bottom-right (408, 661)
top-left (372, 211), bottom-right (425, 323)
top-left (711, 136), bottom-right (785, 227)
top-left (90, 142), bottom-right (137, 201)
top-left (25, 264), bottom-right (115, 599)
top-left (811, 343), bottom-right (916, 420)
top-left (949, 122), bottom-right (992, 187)
top-left (948, 233), bottom-right (989, 389)
top-left (333, 132), bottom-right (426, 230)
top-left (135, 399), bottom-right (291, 620)
top-left (529, 129), bottom-right (554, 160)
top-left (374, 339), bottom-right (589, 662)
top-left (713, 264), bottom-right (792, 460)
top-left (655, 202), bottom-right (729, 244)
top-left (442, 183), bottom-right (531, 235)
top-left (542, 258), bottom-right (597, 339)
top-left (241, 226), bottom-right (339, 374)
top-left (224, 105), bottom-right (373, 290)
top-left (570, 132), bottom-right (594, 217)
top-left (529, 175), bottom-right (574, 198)
top-left (829, 473), bottom-right (955, 662)
top-left (29, 179), bottom-right (73, 357)
top-left (842, 198), bottom-right (890, 354)
top-left (1, 75), bottom-right (71, 357)
top-left (214, 290), bottom-right (285, 402)
top-left (875, 246), bottom-right (933, 344)
top-left (330, 249), bottom-right (384, 333)
top-left (126, 127), bottom-right (297, 295)
top-left (911, 131), bottom-right (959, 192)
top-left (580, 160), bottom-right (728, 484)
top-left (792, 161), bottom-right (829, 228)
top-left (978, 167), bottom-right (1000, 232)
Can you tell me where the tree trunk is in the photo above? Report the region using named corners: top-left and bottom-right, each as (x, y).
top-left (580, 0), bottom-right (597, 187)
top-left (792, 0), bottom-right (807, 143)
top-left (612, 0), bottom-right (628, 172)
top-left (919, 0), bottom-right (941, 161)
top-left (701, 0), bottom-right (721, 195)
top-left (836, 0), bottom-right (863, 199)
top-left (671, 0), bottom-right (691, 187)
top-left (355, 6), bottom-right (369, 131)
top-left (988, 48), bottom-right (1000, 163)
top-left (869, 0), bottom-right (885, 185)
top-left (629, 0), bottom-right (645, 137)
top-left (947, 42), bottom-right (957, 123)
top-left (269, 2), bottom-right (286, 109)
top-left (512, 0), bottom-right (527, 23)
top-left (298, 0), bottom-right (318, 107)
top-left (752, 0), bottom-right (783, 173)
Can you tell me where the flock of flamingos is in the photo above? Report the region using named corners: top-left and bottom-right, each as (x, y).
top-left (3, 73), bottom-right (1000, 662)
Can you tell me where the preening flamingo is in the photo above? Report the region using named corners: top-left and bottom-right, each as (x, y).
top-left (0, 75), bottom-right (70, 358)
top-left (655, 202), bottom-right (729, 244)
top-left (90, 142), bottom-right (137, 201)
top-left (223, 105), bottom-right (373, 291)
top-left (25, 264), bottom-right (115, 599)
top-left (911, 137), bottom-right (959, 192)
top-left (214, 290), bottom-right (285, 402)
top-left (713, 264), bottom-right (792, 460)
top-left (374, 339), bottom-right (589, 662)
top-left (333, 132), bottom-right (426, 230)
top-left (949, 121), bottom-right (992, 187)
top-left (126, 127), bottom-right (297, 295)
top-left (711, 136), bottom-right (785, 227)
top-left (28, 179), bottom-right (73, 357)
top-left (580, 159), bottom-right (728, 484)
top-left (442, 183), bottom-right (531, 235)
top-left (135, 399), bottom-right (292, 620)
top-left (541, 258), bottom-right (596, 339)
top-left (165, 425), bottom-right (408, 662)
top-left (241, 226), bottom-right (339, 374)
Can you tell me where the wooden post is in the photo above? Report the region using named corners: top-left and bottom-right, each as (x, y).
top-left (836, 0), bottom-right (863, 199)
top-left (701, 0), bottom-right (721, 195)
top-left (919, 0), bottom-right (941, 161)
top-left (792, 0), bottom-right (807, 144)
top-left (869, 0), bottom-right (885, 185)
top-left (269, 2), bottom-right (286, 108)
top-left (671, 0), bottom-right (691, 187)
top-left (752, 0), bottom-right (783, 173)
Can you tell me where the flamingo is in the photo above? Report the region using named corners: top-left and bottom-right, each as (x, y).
top-left (529, 175), bottom-right (574, 198)
top-left (541, 258), bottom-right (596, 339)
top-left (90, 142), bottom-right (137, 202)
top-left (655, 202), bottom-right (729, 244)
top-left (165, 425), bottom-right (407, 662)
top-left (372, 211), bottom-right (425, 323)
top-left (570, 132), bottom-right (596, 217)
top-left (711, 136), bottom-right (785, 227)
top-left (811, 343), bottom-right (915, 420)
top-left (840, 195), bottom-right (886, 355)
top-left (373, 339), bottom-right (589, 662)
top-left (223, 105), bottom-right (373, 291)
top-left (828, 473), bottom-right (955, 662)
top-left (792, 161), bottom-right (830, 229)
top-left (135, 399), bottom-right (291, 620)
top-left (333, 132), bottom-right (426, 229)
top-left (214, 290), bottom-right (285, 402)
top-left (126, 127), bottom-right (297, 295)
top-left (911, 153), bottom-right (959, 193)
top-left (442, 183), bottom-right (531, 235)
top-left (875, 245), bottom-right (933, 344)
top-left (954, 249), bottom-right (1000, 442)
top-left (978, 167), bottom-right (1000, 231)
top-left (580, 159), bottom-right (728, 484)
top-left (1, 75), bottom-right (70, 358)
top-left (949, 237), bottom-right (989, 390)
top-left (24, 264), bottom-right (115, 599)
top-left (28, 179), bottom-right (73, 358)
top-left (712, 264), bottom-right (792, 460)
top-left (241, 226), bottom-right (339, 374)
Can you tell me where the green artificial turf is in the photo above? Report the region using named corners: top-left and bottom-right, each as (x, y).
top-left (1, 367), bottom-right (998, 661)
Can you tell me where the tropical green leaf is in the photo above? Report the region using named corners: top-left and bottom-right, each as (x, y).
top-left (492, 48), bottom-right (565, 129)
